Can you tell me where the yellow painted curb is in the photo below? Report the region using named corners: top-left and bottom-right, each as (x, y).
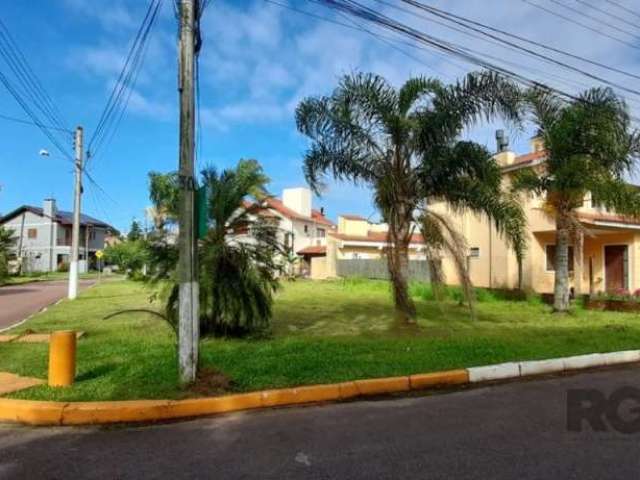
top-left (409, 370), bottom-right (469, 390)
top-left (0, 371), bottom-right (465, 426)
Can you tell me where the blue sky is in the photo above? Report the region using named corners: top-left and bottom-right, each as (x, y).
top-left (1, 0), bottom-right (639, 232)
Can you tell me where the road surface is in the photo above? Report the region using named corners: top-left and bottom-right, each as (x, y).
top-left (0, 280), bottom-right (94, 330)
top-left (1, 366), bottom-right (639, 479)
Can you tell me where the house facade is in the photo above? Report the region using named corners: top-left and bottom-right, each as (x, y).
top-left (432, 136), bottom-right (640, 294)
top-left (309, 215), bottom-right (427, 280)
top-left (236, 187), bottom-right (335, 275)
top-left (0, 198), bottom-right (114, 273)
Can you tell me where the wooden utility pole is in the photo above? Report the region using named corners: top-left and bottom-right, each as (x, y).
top-left (177, 0), bottom-right (199, 384)
top-left (68, 126), bottom-right (83, 300)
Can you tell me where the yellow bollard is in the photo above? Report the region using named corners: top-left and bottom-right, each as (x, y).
top-left (48, 331), bottom-right (76, 387)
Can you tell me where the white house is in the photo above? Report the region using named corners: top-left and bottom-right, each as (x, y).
top-left (238, 187), bottom-right (335, 275)
top-left (0, 198), bottom-right (115, 273)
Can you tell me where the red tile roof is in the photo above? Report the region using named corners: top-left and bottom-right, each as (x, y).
top-left (330, 230), bottom-right (425, 244)
top-left (503, 150), bottom-right (547, 170)
top-left (578, 211), bottom-right (640, 227)
top-left (242, 198), bottom-right (335, 226)
top-left (297, 245), bottom-right (327, 255)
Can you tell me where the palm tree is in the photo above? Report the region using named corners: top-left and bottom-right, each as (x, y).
top-left (513, 87), bottom-right (640, 312)
top-left (0, 226), bottom-right (16, 281)
top-left (296, 72), bottom-right (526, 323)
top-left (198, 159), bottom-right (284, 335)
top-left (158, 159), bottom-right (285, 336)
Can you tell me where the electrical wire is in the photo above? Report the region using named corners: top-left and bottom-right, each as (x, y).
top-left (572, 0), bottom-right (640, 32)
top-left (0, 112), bottom-right (73, 133)
top-left (602, 0), bottom-right (640, 21)
top-left (87, 0), bottom-right (162, 163)
top-left (521, 0), bottom-right (640, 51)
top-left (546, 0), bottom-right (640, 40)
top-left (395, 0), bottom-right (640, 83)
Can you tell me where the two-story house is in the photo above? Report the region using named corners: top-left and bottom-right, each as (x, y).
top-left (237, 187), bottom-right (335, 275)
top-left (0, 198), bottom-right (114, 273)
top-left (432, 135), bottom-right (640, 294)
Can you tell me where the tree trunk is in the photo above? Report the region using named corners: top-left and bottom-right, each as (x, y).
top-left (387, 221), bottom-right (417, 324)
top-left (553, 214), bottom-right (571, 312)
top-left (573, 229), bottom-right (584, 297)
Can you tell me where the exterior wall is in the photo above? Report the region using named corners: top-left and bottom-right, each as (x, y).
top-left (338, 217), bottom-right (368, 236)
top-left (282, 188), bottom-right (312, 217)
top-left (1, 212), bottom-right (109, 273)
top-left (2, 210), bottom-right (59, 272)
top-left (310, 256), bottom-right (328, 280)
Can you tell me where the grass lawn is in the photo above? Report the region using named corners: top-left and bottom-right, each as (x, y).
top-left (1, 278), bottom-right (640, 401)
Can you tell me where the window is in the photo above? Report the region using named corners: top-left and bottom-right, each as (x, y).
top-left (546, 245), bottom-right (574, 272)
top-left (469, 247), bottom-right (480, 258)
top-left (304, 225), bottom-right (309, 235)
top-left (317, 228), bottom-right (326, 238)
top-left (27, 228), bottom-right (37, 239)
top-left (284, 232), bottom-right (293, 249)
top-left (89, 229), bottom-right (96, 240)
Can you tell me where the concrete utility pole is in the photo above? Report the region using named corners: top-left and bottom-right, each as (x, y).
top-left (177, 0), bottom-right (199, 383)
top-left (68, 126), bottom-right (83, 300)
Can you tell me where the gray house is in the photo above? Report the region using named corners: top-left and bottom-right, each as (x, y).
top-left (0, 198), bottom-right (114, 273)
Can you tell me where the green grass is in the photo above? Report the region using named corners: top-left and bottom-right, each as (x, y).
top-left (1, 277), bottom-right (640, 401)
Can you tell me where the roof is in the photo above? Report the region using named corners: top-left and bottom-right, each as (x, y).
top-left (243, 197), bottom-right (335, 226)
top-left (578, 211), bottom-right (640, 228)
top-left (339, 214), bottom-right (368, 221)
top-left (501, 150), bottom-right (547, 171)
top-left (330, 230), bottom-right (425, 244)
top-left (0, 206), bottom-right (113, 230)
top-left (297, 245), bottom-right (327, 256)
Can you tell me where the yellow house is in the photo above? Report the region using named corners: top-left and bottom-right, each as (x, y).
top-left (432, 136), bottom-right (640, 294)
top-left (309, 215), bottom-right (427, 280)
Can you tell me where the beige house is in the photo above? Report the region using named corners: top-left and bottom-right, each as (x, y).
top-left (432, 137), bottom-right (640, 294)
top-left (309, 215), bottom-right (427, 280)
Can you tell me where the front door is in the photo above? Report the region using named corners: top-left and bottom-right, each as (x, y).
top-left (605, 245), bottom-right (628, 292)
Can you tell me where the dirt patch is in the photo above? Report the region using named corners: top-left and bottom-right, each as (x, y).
top-left (186, 368), bottom-right (233, 397)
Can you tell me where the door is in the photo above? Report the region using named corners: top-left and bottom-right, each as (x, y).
top-left (605, 245), bottom-right (628, 292)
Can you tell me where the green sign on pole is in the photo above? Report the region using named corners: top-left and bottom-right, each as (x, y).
top-left (196, 185), bottom-right (208, 240)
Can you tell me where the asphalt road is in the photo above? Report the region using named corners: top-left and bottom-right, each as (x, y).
top-left (0, 280), bottom-right (94, 330)
top-left (1, 366), bottom-right (639, 479)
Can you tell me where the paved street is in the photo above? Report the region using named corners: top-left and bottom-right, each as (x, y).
top-left (0, 280), bottom-right (94, 330)
top-left (1, 366), bottom-right (639, 479)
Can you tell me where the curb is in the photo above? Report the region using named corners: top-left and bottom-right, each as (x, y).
top-left (1, 350), bottom-right (639, 426)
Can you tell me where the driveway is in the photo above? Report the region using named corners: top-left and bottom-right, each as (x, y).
top-left (0, 280), bottom-right (94, 331)
top-left (1, 366), bottom-right (639, 479)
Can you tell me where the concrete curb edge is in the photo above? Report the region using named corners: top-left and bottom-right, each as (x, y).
top-left (1, 350), bottom-right (639, 426)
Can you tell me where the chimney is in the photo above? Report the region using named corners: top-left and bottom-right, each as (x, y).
top-left (43, 198), bottom-right (57, 218)
top-left (493, 130), bottom-right (515, 167)
top-left (282, 187), bottom-right (312, 218)
top-left (320, 207), bottom-right (325, 216)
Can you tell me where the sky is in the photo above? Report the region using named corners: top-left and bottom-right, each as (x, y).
top-left (1, 0), bottom-right (639, 232)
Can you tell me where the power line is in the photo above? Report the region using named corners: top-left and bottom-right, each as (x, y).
top-left (0, 19), bottom-right (69, 133)
top-left (311, 0), bottom-right (640, 127)
top-left (572, 0), bottom-right (640, 32)
top-left (395, 0), bottom-right (640, 83)
top-left (602, 0), bottom-right (640, 21)
top-left (521, 0), bottom-right (640, 51)
top-left (390, 0), bottom-right (640, 99)
top-left (87, 0), bottom-right (162, 163)
top-left (0, 112), bottom-right (73, 134)
top-left (546, 0), bottom-right (640, 40)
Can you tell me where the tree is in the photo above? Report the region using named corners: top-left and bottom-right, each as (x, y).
top-left (104, 239), bottom-right (148, 276)
top-left (513, 87), bottom-right (640, 312)
top-left (196, 159), bottom-right (284, 335)
top-left (151, 159), bottom-right (285, 336)
top-left (296, 72), bottom-right (525, 323)
top-left (0, 226), bottom-right (16, 281)
top-left (127, 220), bottom-right (143, 241)
top-left (148, 172), bottom-right (179, 231)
